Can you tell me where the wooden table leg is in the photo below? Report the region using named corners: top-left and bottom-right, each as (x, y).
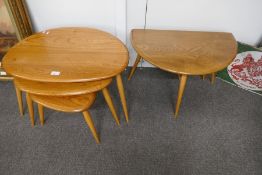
top-left (116, 74), bottom-right (129, 122)
top-left (26, 93), bottom-right (34, 126)
top-left (82, 111), bottom-right (100, 144)
top-left (175, 74), bottom-right (188, 117)
top-left (201, 75), bottom-right (206, 80)
top-left (15, 86), bottom-right (23, 116)
top-left (178, 74), bottom-right (181, 80)
top-left (38, 104), bottom-right (44, 126)
top-left (128, 54), bottom-right (141, 80)
top-left (102, 87), bottom-right (120, 126)
top-left (211, 72), bottom-right (216, 84)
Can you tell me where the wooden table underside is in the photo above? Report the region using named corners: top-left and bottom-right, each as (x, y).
top-left (129, 29), bottom-right (237, 116)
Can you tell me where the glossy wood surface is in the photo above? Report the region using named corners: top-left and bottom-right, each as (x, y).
top-left (26, 93), bottom-right (34, 126)
top-left (30, 93), bottom-right (96, 113)
top-left (31, 93), bottom-right (100, 143)
top-left (102, 88), bottom-right (120, 125)
top-left (131, 29), bottom-right (237, 75)
top-left (82, 111), bottom-right (100, 143)
top-left (15, 86), bottom-right (23, 116)
top-left (14, 77), bottom-right (112, 96)
top-left (128, 54), bottom-right (141, 80)
top-left (116, 74), bottom-right (129, 122)
top-left (37, 104), bottom-right (44, 126)
top-left (3, 27), bottom-right (129, 82)
top-left (175, 75), bottom-right (187, 117)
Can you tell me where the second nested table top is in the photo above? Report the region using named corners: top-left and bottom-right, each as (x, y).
top-left (131, 29), bottom-right (237, 75)
top-left (3, 27), bottom-right (129, 82)
top-left (14, 77), bottom-right (112, 96)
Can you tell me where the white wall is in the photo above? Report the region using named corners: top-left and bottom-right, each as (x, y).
top-left (127, 0), bottom-right (262, 67)
top-left (25, 0), bottom-right (262, 67)
top-left (26, 0), bottom-right (126, 43)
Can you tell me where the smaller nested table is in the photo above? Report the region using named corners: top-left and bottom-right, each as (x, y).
top-left (14, 77), bottom-right (120, 127)
top-left (129, 29), bottom-right (237, 116)
top-left (13, 77), bottom-right (120, 143)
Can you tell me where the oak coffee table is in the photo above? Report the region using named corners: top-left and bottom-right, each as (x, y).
top-left (3, 27), bottom-right (129, 122)
top-left (129, 29), bottom-right (237, 117)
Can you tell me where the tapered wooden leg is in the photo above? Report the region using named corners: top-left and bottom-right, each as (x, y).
top-left (175, 75), bottom-right (188, 117)
top-left (128, 54), bottom-right (142, 80)
top-left (82, 111), bottom-right (100, 144)
top-left (38, 104), bottom-right (44, 126)
top-left (26, 93), bottom-right (34, 126)
top-left (201, 75), bottom-right (206, 80)
top-left (211, 72), bottom-right (216, 84)
top-left (15, 87), bottom-right (23, 116)
top-left (178, 74), bottom-right (181, 80)
top-left (102, 87), bottom-right (120, 125)
top-left (116, 74), bottom-right (129, 122)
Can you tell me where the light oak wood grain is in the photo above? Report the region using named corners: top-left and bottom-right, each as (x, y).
top-left (30, 93), bottom-right (96, 113)
top-left (116, 74), bottom-right (129, 122)
top-left (30, 93), bottom-right (100, 143)
top-left (131, 29), bottom-right (237, 75)
top-left (4, 27), bottom-right (129, 123)
top-left (15, 86), bottom-right (23, 116)
top-left (37, 104), bottom-right (44, 126)
top-left (175, 75), bottom-right (187, 117)
top-left (128, 54), bottom-right (141, 80)
top-left (3, 27), bottom-right (129, 83)
top-left (131, 29), bottom-right (237, 116)
top-left (14, 77), bottom-right (112, 96)
top-left (102, 88), bottom-right (120, 126)
top-left (15, 77), bottom-right (122, 127)
top-left (26, 93), bottom-right (34, 126)
top-left (83, 111), bottom-right (100, 144)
